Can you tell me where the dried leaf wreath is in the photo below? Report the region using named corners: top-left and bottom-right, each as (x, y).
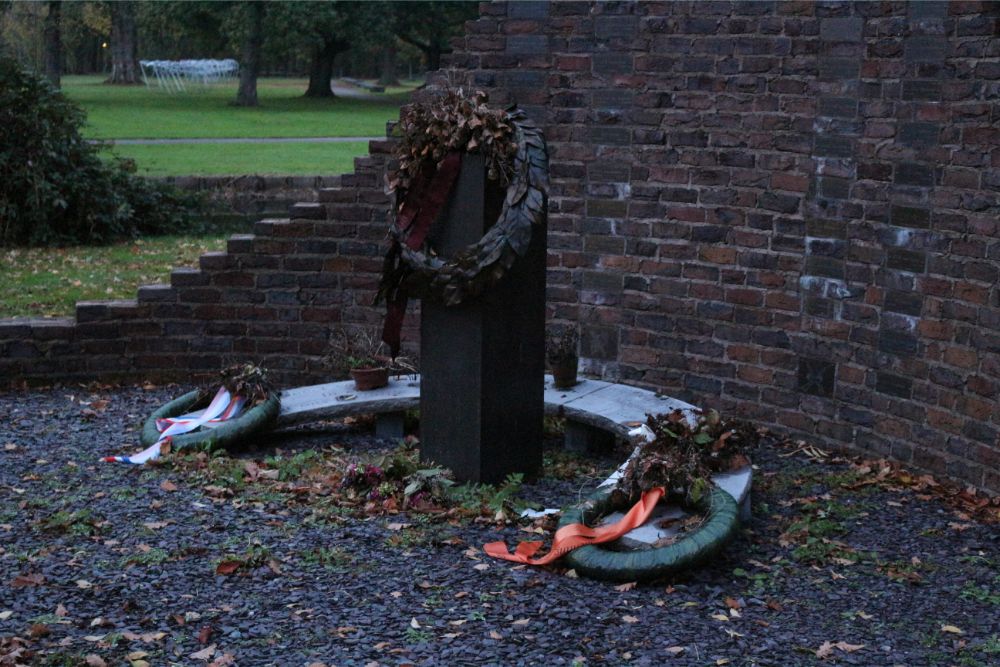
top-left (376, 89), bottom-right (549, 356)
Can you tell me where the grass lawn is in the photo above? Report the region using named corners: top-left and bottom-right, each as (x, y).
top-left (63, 76), bottom-right (412, 140)
top-left (1, 236), bottom-right (227, 319)
top-left (112, 140), bottom-right (371, 177)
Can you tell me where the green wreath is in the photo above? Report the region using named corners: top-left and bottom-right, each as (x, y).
top-left (560, 485), bottom-right (740, 582)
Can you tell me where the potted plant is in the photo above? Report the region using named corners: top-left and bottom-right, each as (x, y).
top-left (327, 328), bottom-right (391, 391)
top-left (326, 328), bottom-right (418, 391)
top-left (546, 326), bottom-right (579, 389)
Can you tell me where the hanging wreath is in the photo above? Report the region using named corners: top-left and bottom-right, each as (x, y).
top-left (375, 90), bottom-right (549, 356)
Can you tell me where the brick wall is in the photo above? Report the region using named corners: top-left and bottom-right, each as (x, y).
top-left (2, 1), bottom-right (998, 493)
top-left (441, 0), bottom-right (999, 492)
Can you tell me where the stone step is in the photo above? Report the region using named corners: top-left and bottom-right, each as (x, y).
top-left (76, 300), bottom-right (143, 322)
top-left (318, 187), bottom-right (358, 204)
top-left (288, 202), bottom-right (325, 220)
top-left (170, 267), bottom-right (208, 288)
top-left (227, 234), bottom-right (256, 254)
top-left (136, 285), bottom-right (176, 304)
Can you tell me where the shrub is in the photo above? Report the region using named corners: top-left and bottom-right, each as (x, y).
top-left (0, 56), bottom-right (199, 246)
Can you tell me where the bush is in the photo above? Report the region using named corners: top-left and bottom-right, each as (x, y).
top-left (0, 56), bottom-right (199, 246)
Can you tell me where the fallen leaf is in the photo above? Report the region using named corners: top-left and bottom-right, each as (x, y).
top-left (30, 623), bottom-right (50, 638)
top-left (208, 654), bottom-right (236, 667)
top-left (126, 652), bottom-right (148, 661)
top-left (387, 523), bottom-right (410, 531)
top-left (84, 655), bottom-right (107, 667)
top-left (215, 561), bottom-right (241, 575)
top-left (724, 596), bottom-right (741, 610)
top-left (143, 522), bottom-right (169, 530)
top-left (11, 573), bottom-right (44, 588)
top-left (665, 646), bottom-right (685, 655)
top-left (816, 642), bottom-right (834, 659)
top-left (197, 626), bottom-right (213, 644)
top-left (160, 480), bottom-right (178, 492)
top-left (0, 610), bottom-right (12, 620)
top-left (410, 618), bottom-right (421, 629)
top-left (55, 603), bottom-right (68, 617)
top-left (622, 615), bottom-right (639, 624)
top-left (75, 579), bottom-right (94, 589)
top-left (564, 569), bottom-right (578, 578)
top-left (941, 624), bottom-right (964, 635)
top-left (856, 611), bottom-right (873, 620)
top-left (512, 618), bottom-right (530, 627)
top-left (614, 581), bottom-right (637, 592)
top-left (473, 563), bottom-right (489, 571)
top-left (189, 643), bottom-right (216, 660)
top-left (489, 630), bottom-right (503, 640)
top-left (835, 642), bottom-right (864, 652)
top-left (711, 613), bottom-right (730, 622)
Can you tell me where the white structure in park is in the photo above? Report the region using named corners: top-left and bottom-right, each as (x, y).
top-left (139, 59), bottom-right (239, 92)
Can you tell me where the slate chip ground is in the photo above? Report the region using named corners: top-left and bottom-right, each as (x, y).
top-left (0, 385), bottom-right (998, 666)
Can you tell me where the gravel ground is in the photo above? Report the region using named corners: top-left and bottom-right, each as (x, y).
top-left (1, 385), bottom-right (998, 667)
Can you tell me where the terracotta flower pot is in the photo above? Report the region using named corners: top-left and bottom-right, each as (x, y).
top-left (551, 359), bottom-right (578, 389)
top-left (350, 367), bottom-right (389, 391)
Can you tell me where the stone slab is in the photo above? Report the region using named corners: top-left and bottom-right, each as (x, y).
top-left (543, 377), bottom-right (611, 409)
top-left (278, 376), bottom-right (420, 425)
top-left (559, 383), bottom-right (697, 436)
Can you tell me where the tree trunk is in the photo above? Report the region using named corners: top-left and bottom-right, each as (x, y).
top-left (106, 1), bottom-right (140, 84)
top-left (426, 44), bottom-right (442, 72)
top-left (304, 39), bottom-right (339, 98)
top-left (43, 1), bottom-right (62, 88)
top-left (234, 1), bottom-right (265, 107)
top-left (377, 43), bottom-right (400, 87)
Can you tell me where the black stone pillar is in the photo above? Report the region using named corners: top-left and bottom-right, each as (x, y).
top-left (419, 154), bottom-right (546, 483)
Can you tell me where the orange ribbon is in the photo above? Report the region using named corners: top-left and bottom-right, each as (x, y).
top-left (484, 487), bottom-right (665, 566)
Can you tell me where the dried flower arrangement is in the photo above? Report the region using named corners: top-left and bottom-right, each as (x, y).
top-left (387, 89), bottom-right (518, 194)
top-left (614, 409), bottom-right (758, 505)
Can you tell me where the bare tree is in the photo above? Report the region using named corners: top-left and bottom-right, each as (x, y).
top-left (106, 1), bottom-right (140, 84)
top-left (43, 1), bottom-right (62, 87)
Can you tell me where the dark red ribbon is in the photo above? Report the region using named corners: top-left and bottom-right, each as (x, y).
top-left (381, 152), bottom-right (465, 357)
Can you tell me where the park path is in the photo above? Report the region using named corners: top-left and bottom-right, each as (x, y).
top-left (104, 136), bottom-right (381, 145)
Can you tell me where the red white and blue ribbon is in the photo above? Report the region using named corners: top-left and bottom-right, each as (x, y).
top-left (104, 387), bottom-right (243, 464)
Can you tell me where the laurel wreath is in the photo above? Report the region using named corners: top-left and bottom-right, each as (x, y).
top-left (377, 108), bottom-right (548, 308)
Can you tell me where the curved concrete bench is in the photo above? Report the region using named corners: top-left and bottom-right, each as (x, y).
top-left (278, 374), bottom-right (752, 546)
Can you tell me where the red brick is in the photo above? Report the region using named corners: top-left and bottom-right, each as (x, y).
top-left (699, 247), bottom-right (737, 265)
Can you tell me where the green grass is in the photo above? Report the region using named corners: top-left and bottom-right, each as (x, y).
top-left (109, 140), bottom-right (370, 177)
top-left (63, 76), bottom-right (411, 140)
top-left (60, 76), bottom-right (413, 176)
top-left (1, 235), bottom-right (226, 318)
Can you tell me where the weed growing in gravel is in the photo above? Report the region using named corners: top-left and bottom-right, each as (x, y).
top-left (961, 579), bottom-right (1000, 606)
top-left (37, 509), bottom-right (103, 537)
top-left (265, 450), bottom-right (320, 481)
top-left (404, 626), bottom-right (432, 644)
top-left (121, 547), bottom-right (171, 568)
top-left (300, 547), bottom-right (352, 570)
